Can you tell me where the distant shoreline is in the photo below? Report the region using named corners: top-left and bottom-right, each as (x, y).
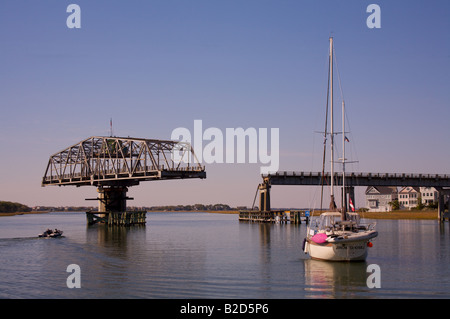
top-left (207, 209), bottom-right (440, 220)
top-left (204, 210), bottom-right (240, 214)
top-left (0, 209), bottom-right (441, 220)
top-left (358, 210), bottom-right (438, 220)
top-left (0, 211), bottom-right (50, 217)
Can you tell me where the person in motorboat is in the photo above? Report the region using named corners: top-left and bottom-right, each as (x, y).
top-left (38, 228), bottom-right (63, 238)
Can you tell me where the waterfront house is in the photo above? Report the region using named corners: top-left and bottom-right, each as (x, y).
top-left (365, 186), bottom-right (398, 212)
top-left (420, 187), bottom-right (439, 205)
top-left (398, 186), bottom-right (421, 209)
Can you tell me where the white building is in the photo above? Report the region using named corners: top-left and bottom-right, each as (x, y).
top-left (365, 186), bottom-right (398, 212)
top-left (398, 186), bottom-right (420, 210)
top-left (420, 187), bottom-right (439, 205)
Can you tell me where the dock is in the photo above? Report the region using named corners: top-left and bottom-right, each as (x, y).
top-left (239, 210), bottom-right (309, 224)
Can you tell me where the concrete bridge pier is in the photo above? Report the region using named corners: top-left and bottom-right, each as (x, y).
top-left (259, 180), bottom-right (271, 212)
top-left (97, 186), bottom-right (130, 213)
top-left (86, 185), bottom-right (146, 226)
top-left (437, 188), bottom-right (450, 222)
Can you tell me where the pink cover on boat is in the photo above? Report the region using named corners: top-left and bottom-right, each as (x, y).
top-left (311, 233), bottom-right (328, 244)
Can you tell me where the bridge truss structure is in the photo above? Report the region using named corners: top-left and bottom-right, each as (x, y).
top-left (42, 136), bottom-right (206, 225)
top-left (42, 136), bottom-right (205, 187)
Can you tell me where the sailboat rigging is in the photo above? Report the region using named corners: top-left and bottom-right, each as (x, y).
top-left (320, 47), bottom-right (331, 212)
top-left (303, 37), bottom-right (378, 262)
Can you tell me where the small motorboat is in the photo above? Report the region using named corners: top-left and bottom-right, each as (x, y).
top-left (38, 228), bottom-right (63, 238)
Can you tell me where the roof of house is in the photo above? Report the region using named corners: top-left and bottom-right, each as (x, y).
top-left (399, 186), bottom-right (420, 193)
top-left (365, 186), bottom-right (398, 195)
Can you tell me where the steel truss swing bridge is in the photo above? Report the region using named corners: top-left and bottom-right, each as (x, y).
top-left (42, 136), bottom-right (206, 225)
top-left (42, 136), bottom-right (205, 187)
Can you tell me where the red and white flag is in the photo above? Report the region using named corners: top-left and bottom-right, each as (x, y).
top-left (349, 198), bottom-right (355, 212)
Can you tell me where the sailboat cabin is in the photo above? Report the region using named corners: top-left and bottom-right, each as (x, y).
top-left (365, 186), bottom-right (398, 212)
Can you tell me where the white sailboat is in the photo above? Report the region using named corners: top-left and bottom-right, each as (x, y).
top-left (303, 37), bottom-right (378, 261)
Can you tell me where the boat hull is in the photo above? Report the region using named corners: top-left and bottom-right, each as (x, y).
top-left (38, 230), bottom-right (63, 238)
top-left (304, 231), bottom-right (377, 261)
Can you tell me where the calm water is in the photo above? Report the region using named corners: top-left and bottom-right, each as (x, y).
top-left (1, 212), bottom-right (449, 299)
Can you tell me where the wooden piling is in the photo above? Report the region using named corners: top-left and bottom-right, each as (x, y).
top-left (239, 210), bottom-right (308, 224)
top-left (86, 211), bottom-right (147, 226)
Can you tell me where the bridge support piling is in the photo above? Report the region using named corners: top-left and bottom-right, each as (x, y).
top-left (98, 186), bottom-right (129, 214)
top-left (239, 210), bottom-right (308, 224)
top-left (86, 211), bottom-right (146, 226)
top-left (437, 189), bottom-right (450, 222)
top-left (86, 186), bottom-right (146, 226)
top-left (259, 180), bottom-right (271, 212)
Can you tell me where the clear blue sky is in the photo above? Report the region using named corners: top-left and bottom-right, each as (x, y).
top-left (0, 1), bottom-right (449, 208)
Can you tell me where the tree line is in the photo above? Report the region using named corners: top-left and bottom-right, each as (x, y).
top-left (0, 201), bottom-right (32, 213)
top-left (144, 204), bottom-right (240, 211)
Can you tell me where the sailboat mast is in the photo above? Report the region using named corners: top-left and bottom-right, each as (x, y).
top-left (342, 100), bottom-right (347, 215)
top-left (329, 37), bottom-right (336, 210)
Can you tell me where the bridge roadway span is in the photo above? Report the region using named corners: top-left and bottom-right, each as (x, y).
top-left (42, 136), bottom-right (206, 187)
top-left (263, 171), bottom-right (450, 188)
top-left (257, 171), bottom-right (450, 220)
top-left (42, 136), bottom-right (206, 225)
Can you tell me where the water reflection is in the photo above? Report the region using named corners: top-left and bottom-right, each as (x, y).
top-left (304, 259), bottom-right (369, 298)
top-left (2, 213), bottom-right (450, 298)
top-left (439, 220), bottom-right (450, 236)
top-left (86, 223), bottom-right (146, 248)
top-left (82, 220), bottom-right (211, 298)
